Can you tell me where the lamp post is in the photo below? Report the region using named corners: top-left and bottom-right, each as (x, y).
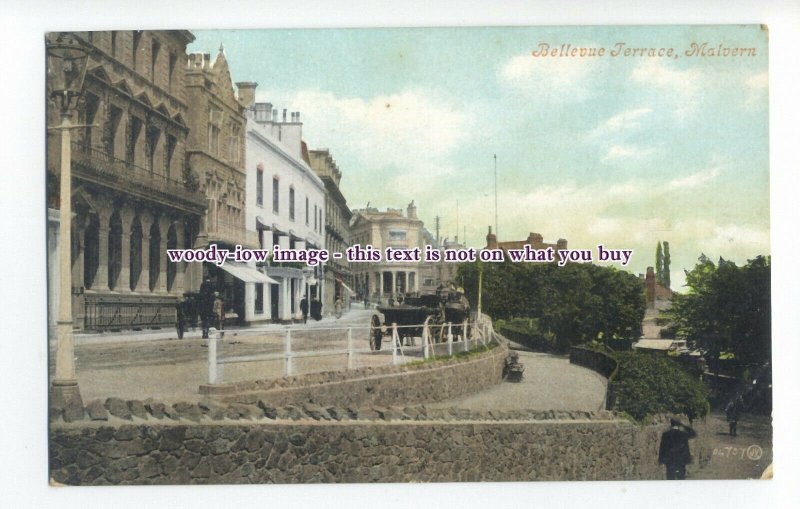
top-left (47, 32), bottom-right (89, 421)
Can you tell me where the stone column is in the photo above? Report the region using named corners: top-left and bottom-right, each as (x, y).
top-left (157, 215), bottom-right (171, 293)
top-left (174, 219), bottom-right (185, 294)
top-left (136, 212), bottom-right (153, 293)
top-left (118, 206), bottom-right (134, 293)
top-left (95, 207), bottom-right (112, 291)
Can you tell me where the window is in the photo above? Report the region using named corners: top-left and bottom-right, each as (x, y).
top-left (127, 116), bottom-right (142, 164)
top-left (256, 168), bottom-right (263, 206)
top-left (132, 31), bottom-right (142, 69)
top-left (289, 187), bottom-right (295, 221)
top-left (145, 125), bottom-right (160, 173)
top-left (208, 108), bottom-right (222, 155)
top-left (168, 53), bottom-right (177, 92)
top-left (165, 135), bottom-right (177, 179)
top-left (305, 197), bottom-right (309, 225)
top-left (151, 39), bottom-right (160, 83)
top-left (255, 283), bottom-right (264, 313)
top-left (228, 122), bottom-right (240, 165)
top-left (272, 177), bottom-right (279, 213)
top-left (389, 230), bottom-right (407, 241)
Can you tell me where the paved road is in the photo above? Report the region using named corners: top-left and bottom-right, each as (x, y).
top-left (693, 411), bottom-right (773, 480)
top-left (56, 310), bottom-right (607, 411)
top-left (432, 348), bottom-right (608, 412)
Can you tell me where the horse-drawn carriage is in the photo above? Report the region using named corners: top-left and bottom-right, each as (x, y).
top-left (368, 287), bottom-right (471, 350)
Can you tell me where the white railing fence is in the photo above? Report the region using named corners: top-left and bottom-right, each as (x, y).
top-left (204, 314), bottom-right (500, 385)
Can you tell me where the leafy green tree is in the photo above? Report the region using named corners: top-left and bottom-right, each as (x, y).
top-left (457, 260), bottom-right (645, 351)
top-left (671, 255), bottom-right (771, 377)
top-left (656, 241), bottom-right (664, 286)
top-left (663, 241), bottom-right (671, 289)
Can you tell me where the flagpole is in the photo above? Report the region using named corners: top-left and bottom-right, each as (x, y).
top-left (494, 154), bottom-right (498, 239)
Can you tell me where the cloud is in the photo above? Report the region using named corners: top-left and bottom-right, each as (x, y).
top-left (630, 60), bottom-right (702, 118)
top-left (666, 167), bottom-right (721, 190)
top-left (498, 51), bottom-right (604, 102)
top-left (601, 144), bottom-right (656, 163)
top-left (262, 88), bottom-right (472, 166)
top-left (744, 70), bottom-right (768, 109)
top-left (588, 107), bottom-right (653, 140)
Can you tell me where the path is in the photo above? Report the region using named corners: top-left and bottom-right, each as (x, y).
top-left (431, 348), bottom-right (608, 412)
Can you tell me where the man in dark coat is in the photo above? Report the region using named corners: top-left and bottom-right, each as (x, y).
top-left (310, 297), bottom-right (322, 321)
top-left (199, 276), bottom-right (216, 339)
top-left (300, 296), bottom-right (309, 324)
top-left (658, 418), bottom-right (697, 480)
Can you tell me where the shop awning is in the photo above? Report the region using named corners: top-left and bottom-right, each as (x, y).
top-left (339, 281), bottom-right (356, 295)
top-left (218, 261), bottom-right (278, 284)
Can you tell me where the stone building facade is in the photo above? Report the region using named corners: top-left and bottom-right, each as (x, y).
top-left (240, 85), bottom-right (326, 322)
top-left (309, 149), bottom-right (354, 313)
top-left (350, 203), bottom-right (424, 304)
top-left (46, 30), bottom-right (206, 332)
top-left (183, 46), bottom-right (255, 323)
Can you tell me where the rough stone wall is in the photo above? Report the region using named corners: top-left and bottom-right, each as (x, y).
top-left (51, 407), bottom-right (711, 485)
top-left (205, 343), bottom-right (508, 408)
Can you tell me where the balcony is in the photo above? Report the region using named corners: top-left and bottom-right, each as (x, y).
top-left (69, 142), bottom-right (207, 212)
top-left (208, 219), bottom-right (259, 249)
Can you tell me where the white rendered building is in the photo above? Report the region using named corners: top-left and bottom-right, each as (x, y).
top-left (238, 83), bottom-right (326, 322)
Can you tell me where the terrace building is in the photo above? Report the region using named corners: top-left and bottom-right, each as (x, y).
top-left (46, 30), bottom-right (205, 332)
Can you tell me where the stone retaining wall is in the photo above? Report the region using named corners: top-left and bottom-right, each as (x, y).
top-left (50, 406), bottom-right (710, 484)
top-left (203, 342), bottom-right (508, 408)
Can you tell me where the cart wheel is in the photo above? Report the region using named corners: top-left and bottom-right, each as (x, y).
top-left (369, 314), bottom-right (382, 351)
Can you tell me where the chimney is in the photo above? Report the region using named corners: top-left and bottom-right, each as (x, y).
top-left (486, 226), bottom-right (497, 249)
top-left (272, 109), bottom-right (278, 122)
top-left (407, 200), bottom-right (417, 219)
top-left (296, 112), bottom-right (301, 122)
top-left (204, 53), bottom-right (211, 70)
top-left (236, 82), bottom-right (258, 109)
top-left (282, 109), bottom-right (287, 122)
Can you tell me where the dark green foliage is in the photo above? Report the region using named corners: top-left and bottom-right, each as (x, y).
top-left (612, 352), bottom-right (711, 422)
top-left (458, 260), bottom-right (645, 351)
top-left (662, 241), bottom-right (671, 289)
top-left (656, 241), bottom-right (664, 286)
top-left (671, 255), bottom-right (771, 377)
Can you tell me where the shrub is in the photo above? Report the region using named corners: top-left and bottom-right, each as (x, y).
top-left (611, 351), bottom-right (710, 422)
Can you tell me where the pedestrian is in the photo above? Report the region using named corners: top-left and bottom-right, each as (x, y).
top-left (300, 296), bottom-right (309, 324)
top-left (213, 291), bottom-right (225, 335)
top-left (364, 295), bottom-right (369, 310)
top-left (725, 396), bottom-right (744, 436)
top-left (199, 276), bottom-right (215, 339)
top-left (310, 296), bottom-right (322, 321)
top-left (334, 297), bottom-right (343, 319)
top-left (658, 418), bottom-right (697, 480)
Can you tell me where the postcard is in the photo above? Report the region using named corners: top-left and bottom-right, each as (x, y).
top-left (46, 25), bottom-right (770, 485)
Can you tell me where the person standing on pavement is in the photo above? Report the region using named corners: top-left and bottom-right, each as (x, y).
top-left (725, 395), bottom-right (744, 436)
top-left (199, 276), bottom-right (215, 339)
top-left (300, 296), bottom-right (309, 324)
top-left (310, 296), bottom-right (322, 321)
top-left (334, 297), bottom-right (343, 319)
top-left (213, 292), bottom-right (224, 333)
top-left (658, 418), bottom-right (697, 480)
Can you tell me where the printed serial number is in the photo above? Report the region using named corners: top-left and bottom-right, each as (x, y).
top-left (713, 445), bottom-right (763, 461)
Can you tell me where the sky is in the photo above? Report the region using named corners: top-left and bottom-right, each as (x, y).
top-left (190, 25), bottom-right (769, 290)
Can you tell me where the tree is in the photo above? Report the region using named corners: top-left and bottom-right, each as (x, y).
top-left (457, 260), bottom-right (645, 351)
top-left (656, 241), bottom-right (664, 286)
top-left (662, 241), bottom-right (671, 289)
top-left (671, 255), bottom-right (771, 377)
